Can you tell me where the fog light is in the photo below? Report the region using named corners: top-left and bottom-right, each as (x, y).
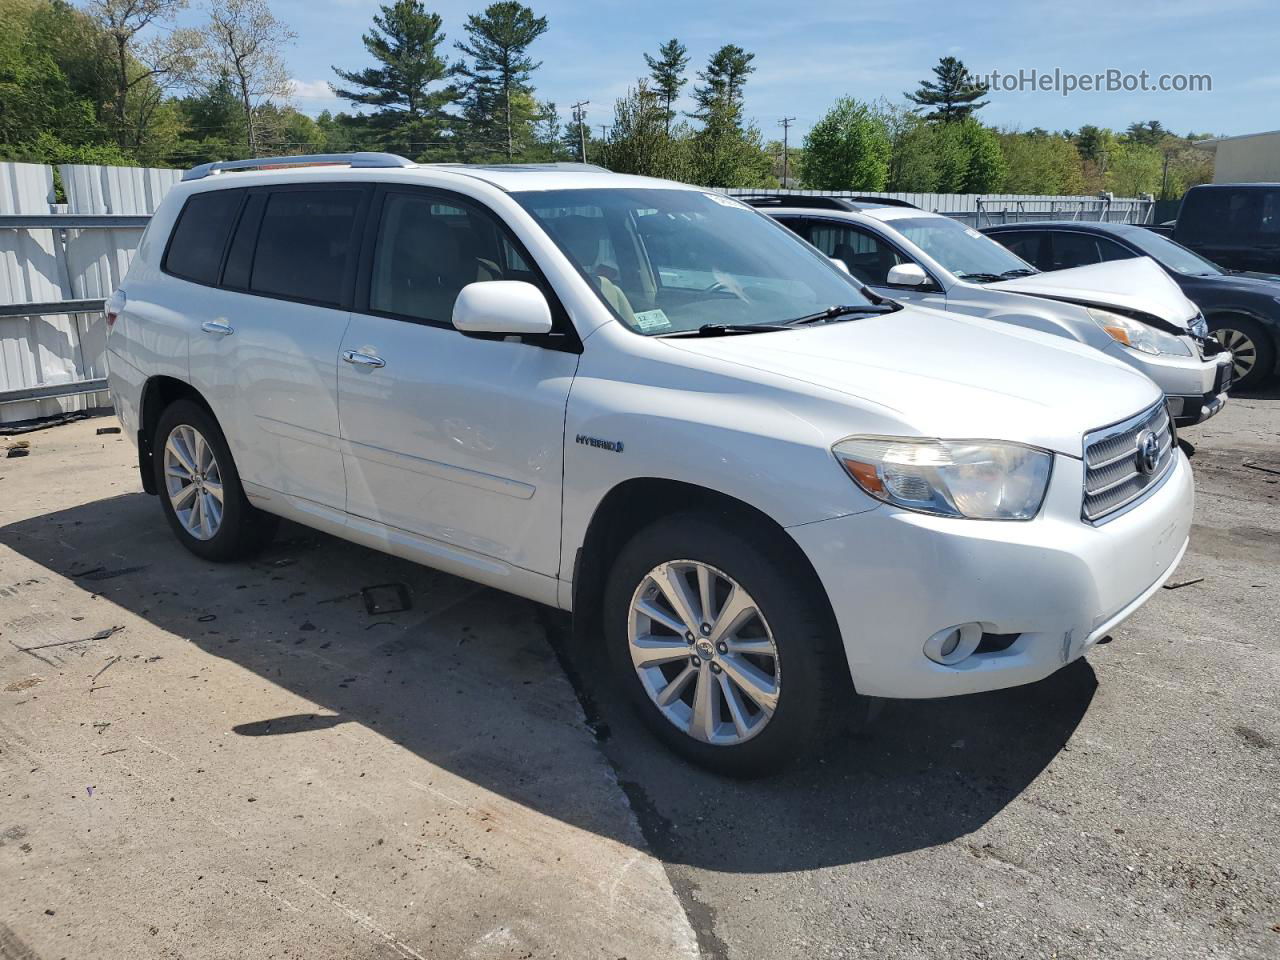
top-left (924, 623), bottom-right (983, 665)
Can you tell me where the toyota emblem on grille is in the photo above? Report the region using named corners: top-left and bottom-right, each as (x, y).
top-left (1135, 429), bottom-right (1160, 475)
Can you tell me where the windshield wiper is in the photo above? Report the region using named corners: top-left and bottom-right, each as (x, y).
top-left (661, 323), bottom-right (793, 338)
top-left (957, 272), bottom-right (1004, 283)
top-left (998, 268), bottom-right (1037, 278)
top-left (783, 303), bottom-right (899, 326)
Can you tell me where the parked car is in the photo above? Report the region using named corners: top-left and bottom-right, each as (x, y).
top-left (1171, 183), bottom-right (1280, 275)
top-left (107, 155), bottom-right (1194, 776)
top-left (981, 220), bottom-right (1280, 390)
top-left (750, 196), bottom-right (1233, 426)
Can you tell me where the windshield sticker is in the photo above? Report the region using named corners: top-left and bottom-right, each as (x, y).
top-left (633, 309), bottom-right (672, 332)
top-left (703, 192), bottom-right (748, 209)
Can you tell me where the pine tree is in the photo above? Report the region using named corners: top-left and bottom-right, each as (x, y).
top-left (905, 56), bottom-right (989, 123)
top-left (332, 0), bottom-right (455, 157)
top-left (643, 38), bottom-right (688, 131)
top-left (686, 45), bottom-right (770, 187)
top-left (454, 1), bottom-right (548, 160)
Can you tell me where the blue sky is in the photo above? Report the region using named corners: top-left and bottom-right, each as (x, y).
top-left (208, 0), bottom-right (1277, 140)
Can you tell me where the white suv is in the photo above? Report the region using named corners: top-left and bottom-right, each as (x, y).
top-left (106, 154), bottom-right (1194, 775)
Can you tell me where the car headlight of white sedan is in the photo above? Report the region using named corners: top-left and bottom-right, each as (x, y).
top-left (1087, 307), bottom-right (1193, 356)
top-left (833, 437), bottom-right (1053, 520)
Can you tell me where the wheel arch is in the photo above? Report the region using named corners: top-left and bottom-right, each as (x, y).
top-left (137, 376), bottom-right (214, 494)
top-left (571, 477), bottom-right (839, 644)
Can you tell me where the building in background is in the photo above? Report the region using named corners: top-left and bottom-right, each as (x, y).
top-left (1196, 130), bottom-right (1280, 183)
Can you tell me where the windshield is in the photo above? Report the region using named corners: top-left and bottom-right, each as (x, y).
top-left (1123, 228), bottom-right (1225, 276)
top-left (513, 188), bottom-right (874, 335)
top-left (893, 216), bottom-right (1036, 280)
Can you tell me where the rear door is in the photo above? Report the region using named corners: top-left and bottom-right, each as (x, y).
top-left (336, 186), bottom-right (579, 576)
top-left (187, 183), bottom-right (368, 510)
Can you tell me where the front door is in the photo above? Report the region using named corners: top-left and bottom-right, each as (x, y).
top-left (337, 187), bottom-right (579, 577)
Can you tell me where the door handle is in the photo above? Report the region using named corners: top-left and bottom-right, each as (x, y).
top-left (342, 350), bottom-right (385, 368)
top-left (201, 320), bottom-right (234, 336)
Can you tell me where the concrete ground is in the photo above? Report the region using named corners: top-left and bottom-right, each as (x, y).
top-left (1, 393), bottom-right (1277, 960)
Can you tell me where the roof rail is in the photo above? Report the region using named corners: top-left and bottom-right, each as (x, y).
top-left (182, 152), bottom-right (416, 182)
top-left (428, 161), bottom-right (610, 172)
top-left (737, 195), bottom-right (861, 212)
top-left (843, 195), bottom-right (920, 209)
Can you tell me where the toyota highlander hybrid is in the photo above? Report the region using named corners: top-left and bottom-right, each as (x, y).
top-left (105, 155), bottom-right (1195, 775)
top-left (749, 195), bottom-right (1233, 427)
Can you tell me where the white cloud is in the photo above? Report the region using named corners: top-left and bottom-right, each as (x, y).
top-left (289, 78), bottom-right (336, 100)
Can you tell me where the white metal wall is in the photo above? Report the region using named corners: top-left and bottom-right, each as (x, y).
top-left (0, 162), bottom-right (179, 424)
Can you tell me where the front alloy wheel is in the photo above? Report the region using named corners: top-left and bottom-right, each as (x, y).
top-left (163, 424), bottom-right (224, 540)
top-left (628, 560), bottom-right (780, 745)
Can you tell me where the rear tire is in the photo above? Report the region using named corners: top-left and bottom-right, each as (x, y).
top-left (153, 399), bottom-right (277, 561)
top-left (1210, 315), bottom-right (1275, 391)
top-left (603, 512), bottom-right (858, 777)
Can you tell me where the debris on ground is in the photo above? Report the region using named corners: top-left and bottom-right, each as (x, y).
top-left (361, 583), bottom-right (412, 615)
top-left (0, 411), bottom-right (89, 435)
top-left (95, 426), bottom-right (122, 435)
top-left (91, 656), bottom-right (122, 682)
top-left (5, 441), bottom-right (31, 458)
top-left (80, 566), bottom-right (147, 582)
top-left (1242, 460), bottom-right (1280, 477)
top-left (4, 676), bottom-right (43, 692)
top-left (1163, 577), bottom-right (1206, 591)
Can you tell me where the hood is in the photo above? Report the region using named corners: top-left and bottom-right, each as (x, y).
top-left (989, 256), bottom-right (1199, 329)
top-left (1201, 270), bottom-right (1280, 294)
top-left (664, 307), bottom-right (1161, 457)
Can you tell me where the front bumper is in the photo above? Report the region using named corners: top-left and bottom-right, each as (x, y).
top-left (1107, 342), bottom-right (1231, 426)
top-left (789, 450), bottom-right (1194, 699)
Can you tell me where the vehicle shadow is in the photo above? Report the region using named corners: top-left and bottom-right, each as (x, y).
top-left (0, 491), bottom-right (1095, 874)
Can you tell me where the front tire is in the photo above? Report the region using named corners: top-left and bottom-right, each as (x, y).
top-left (603, 513), bottom-right (857, 776)
top-left (153, 399), bottom-right (277, 561)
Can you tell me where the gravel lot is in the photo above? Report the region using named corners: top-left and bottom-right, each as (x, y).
top-left (1, 392), bottom-right (1277, 960)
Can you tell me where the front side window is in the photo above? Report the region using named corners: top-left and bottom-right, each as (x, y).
top-left (513, 188), bottom-right (873, 335)
top-left (368, 193), bottom-right (532, 325)
top-left (250, 190), bottom-right (362, 306)
top-left (164, 190), bottom-right (243, 285)
top-left (894, 216), bottom-right (1036, 281)
top-left (805, 221), bottom-right (905, 285)
top-left (1049, 232), bottom-right (1106, 270)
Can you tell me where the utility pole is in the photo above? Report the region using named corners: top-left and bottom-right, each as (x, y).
top-left (779, 116), bottom-right (796, 185)
top-left (599, 125), bottom-right (609, 142)
top-left (572, 100), bottom-right (590, 163)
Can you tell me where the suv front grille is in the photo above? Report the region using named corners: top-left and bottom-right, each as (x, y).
top-left (1082, 402), bottom-right (1176, 523)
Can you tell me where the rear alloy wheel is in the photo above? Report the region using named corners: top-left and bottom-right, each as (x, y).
top-left (1210, 315), bottom-right (1275, 391)
top-left (153, 399), bottom-right (277, 561)
top-left (163, 423), bottom-right (225, 541)
top-left (628, 560), bottom-right (780, 746)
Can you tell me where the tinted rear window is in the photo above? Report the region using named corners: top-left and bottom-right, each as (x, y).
top-left (249, 190), bottom-right (362, 306)
top-left (164, 190), bottom-right (243, 285)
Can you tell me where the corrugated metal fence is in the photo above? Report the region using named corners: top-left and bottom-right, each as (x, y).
top-left (0, 162), bottom-right (179, 425)
top-left (0, 161), bottom-right (1154, 426)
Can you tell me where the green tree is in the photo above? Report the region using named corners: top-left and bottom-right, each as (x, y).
top-left (601, 80), bottom-right (693, 180)
top-left (686, 44), bottom-right (770, 187)
top-left (644, 38), bottom-right (688, 131)
top-left (958, 120), bottom-right (1005, 192)
top-left (878, 100), bottom-right (937, 191)
top-left (202, 0), bottom-right (295, 153)
top-left (798, 97), bottom-right (891, 190)
top-left (906, 56), bottom-right (989, 123)
top-left (1106, 141), bottom-right (1162, 196)
top-left (454, 1), bottom-right (548, 160)
top-left (331, 0), bottom-right (454, 158)
top-left (1124, 120), bottom-right (1170, 146)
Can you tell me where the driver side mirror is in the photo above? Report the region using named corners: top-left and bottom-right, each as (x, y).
top-left (886, 263), bottom-right (930, 287)
top-left (452, 280), bottom-right (553, 336)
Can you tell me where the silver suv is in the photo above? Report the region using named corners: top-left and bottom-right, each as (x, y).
top-left (752, 196), bottom-right (1233, 426)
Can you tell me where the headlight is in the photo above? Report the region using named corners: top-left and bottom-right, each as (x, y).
top-left (1087, 307), bottom-right (1192, 356)
top-left (833, 437), bottom-right (1053, 520)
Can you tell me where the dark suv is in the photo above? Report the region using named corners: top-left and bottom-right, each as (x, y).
top-left (1173, 183), bottom-right (1280, 275)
